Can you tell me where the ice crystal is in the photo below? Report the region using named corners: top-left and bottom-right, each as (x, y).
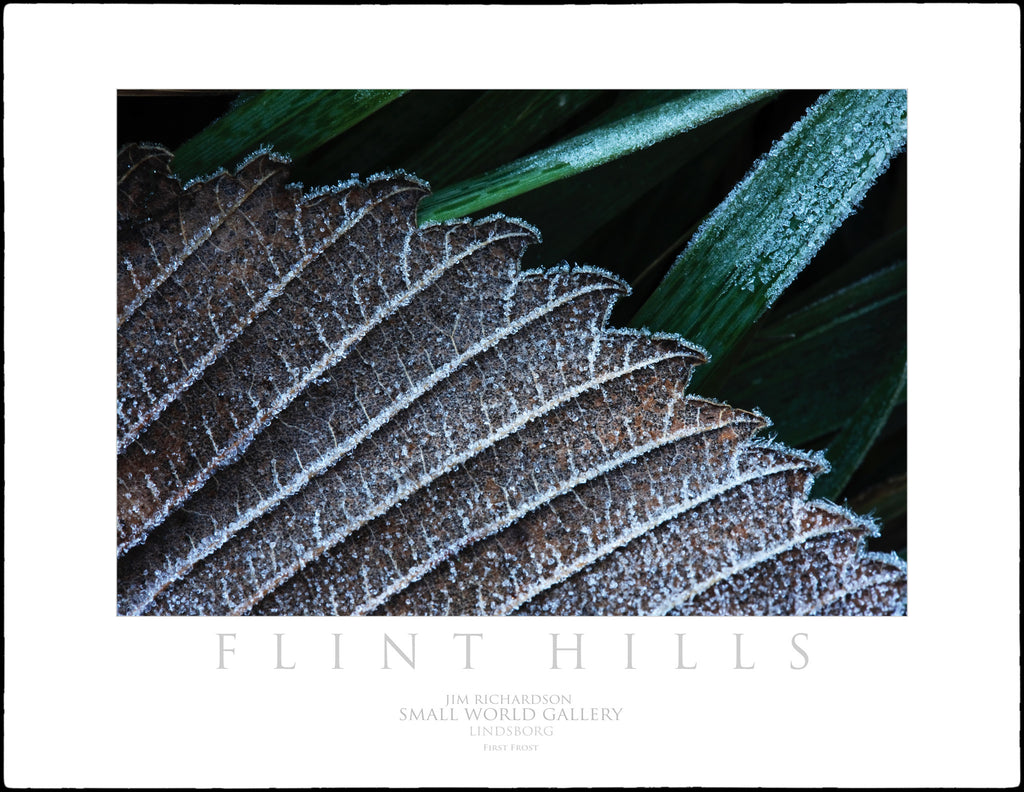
top-left (117, 144), bottom-right (906, 616)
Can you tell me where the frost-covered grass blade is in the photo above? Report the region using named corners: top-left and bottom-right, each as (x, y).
top-left (400, 90), bottom-right (604, 188)
top-left (416, 89), bottom-right (779, 224)
top-left (631, 90), bottom-right (907, 384)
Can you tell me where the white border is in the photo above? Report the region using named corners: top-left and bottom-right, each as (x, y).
top-left (4, 4), bottom-right (1020, 787)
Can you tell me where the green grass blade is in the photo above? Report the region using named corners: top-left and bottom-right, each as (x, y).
top-left (849, 473), bottom-right (907, 534)
top-left (288, 91), bottom-right (483, 187)
top-left (715, 260), bottom-right (906, 446)
top-left (401, 89), bottom-right (604, 188)
top-left (574, 90), bottom-right (697, 131)
top-left (495, 96), bottom-right (771, 277)
top-left (812, 346), bottom-right (907, 502)
top-left (737, 260), bottom-right (907, 371)
top-left (172, 89), bottom-right (406, 182)
top-left (417, 89), bottom-right (778, 224)
top-left (630, 90), bottom-right (907, 380)
top-left (770, 227), bottom-right (907, 318)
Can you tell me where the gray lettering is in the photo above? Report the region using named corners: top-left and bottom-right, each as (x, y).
top-left (790, 632), bottom-right (809, 670)
top-left (734, 632), bottom-right (755, 670)
top-left (676, 633), bottom-right (697, 669)
top-left (274, 632), bottom-right (295, 669)
top-left (550, 633), bottom-right (584, 670)
top-left (216, 633), bottom-right (235, 670)
top-left (383, 633), bottom-right (417, 669)
top-left (453, 633), bottom-right (483, 669)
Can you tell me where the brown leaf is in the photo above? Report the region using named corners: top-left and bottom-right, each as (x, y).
top-left (116, 144), bottom-right (907, 616)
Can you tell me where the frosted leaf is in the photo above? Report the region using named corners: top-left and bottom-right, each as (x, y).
top-left (374, 398), bottom-right (766, 617)
top-left (666, 527), bottom-right (908, 616)
top-left (117, 146), bottom-right (906, 616)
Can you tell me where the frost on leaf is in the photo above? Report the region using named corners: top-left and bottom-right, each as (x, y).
top-left (117, 144), bottom-right (906, 616)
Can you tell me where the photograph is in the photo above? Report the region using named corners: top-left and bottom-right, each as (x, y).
top-left (116, 88), bottom-right (908, 617)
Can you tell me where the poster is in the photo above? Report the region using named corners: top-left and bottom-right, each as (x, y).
top-left (4, 5), bottom-right (1019, 787)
